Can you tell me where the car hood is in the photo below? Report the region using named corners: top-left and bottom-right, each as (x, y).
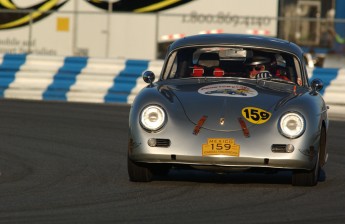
top-left (160, 79), bottom-right (302, 131)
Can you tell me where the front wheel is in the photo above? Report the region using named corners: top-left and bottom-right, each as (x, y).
top-left (292, 127), bottom-right (325, 186)
top-left (292, 161), bottom-right (320, 186)
top-left (127, 157), bottom-right (153, 182)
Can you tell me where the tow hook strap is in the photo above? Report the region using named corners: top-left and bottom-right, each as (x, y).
top-left (193, 115), bottom-right (208, 135)
top-left (238, 117), bottom-right (250, 138)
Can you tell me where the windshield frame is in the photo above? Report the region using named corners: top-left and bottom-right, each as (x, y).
top-left (160, 45), bottom-right (306, 87)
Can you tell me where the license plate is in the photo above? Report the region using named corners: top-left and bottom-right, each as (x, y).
top-left (202, 138), bottom-right (240, 156)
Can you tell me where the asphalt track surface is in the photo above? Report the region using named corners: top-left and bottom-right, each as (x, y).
top-left (0, 99), bottom-right (344, 224)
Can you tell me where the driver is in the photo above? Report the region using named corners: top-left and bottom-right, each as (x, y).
top-left (245, 56), bottom-right (271, 79)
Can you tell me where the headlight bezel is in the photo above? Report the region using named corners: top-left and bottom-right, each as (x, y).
top-left (279, 112), bottom-right (306, 139)
top-left (140, 105), bottom-right (167, 132)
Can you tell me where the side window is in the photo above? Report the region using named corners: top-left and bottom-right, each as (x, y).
top-left (170, 59), bottom-right (178, 79)
top-left (293, 56), bottom-right (305, 86)
top-left (162, 51), bottom-right (177, 80)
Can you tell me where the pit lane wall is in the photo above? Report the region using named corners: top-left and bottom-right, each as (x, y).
top-left (0, 53), bottom-right (344, 111)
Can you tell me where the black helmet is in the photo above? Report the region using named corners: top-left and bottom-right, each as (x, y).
top-left (245, 56), bottom-right (271, 66)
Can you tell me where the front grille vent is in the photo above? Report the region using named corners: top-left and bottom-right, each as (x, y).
top-left (155, 139), bottom-right (171, 147)
top-left (148, 138), bottom-right (171, 147)
top-left (271, 144), bottom-right (294, 153)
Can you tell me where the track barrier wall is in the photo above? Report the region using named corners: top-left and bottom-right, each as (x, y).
top-left (0, 54), bottom-right (163, 104)
top-left (0, 54), bottom-right (344, 115)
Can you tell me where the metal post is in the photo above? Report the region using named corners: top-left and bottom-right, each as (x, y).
top-left (105, 1), bottom-right (112, 58)
top-left (72, 0), bottom-right (78, 56)
top-left (28, 12), bottom-right (33, 54)
top-left (155, 13), bottom-right (159, 60)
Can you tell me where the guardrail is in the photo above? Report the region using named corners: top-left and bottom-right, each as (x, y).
top-left (0, 54), bottom-right (344, 115)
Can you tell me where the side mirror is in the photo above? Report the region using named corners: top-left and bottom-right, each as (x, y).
top-left (310, 79), bottom-right (323, 95)
top-left (142, 71), bottom-right (155, 87)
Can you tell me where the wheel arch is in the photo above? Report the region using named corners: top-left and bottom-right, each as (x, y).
top-left (319, 120), bottom-right (327, 167)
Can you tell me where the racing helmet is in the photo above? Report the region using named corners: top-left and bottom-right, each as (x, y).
top-left (245, 56), bottom-right (271, 66)
top-left (273, 54), bottom-right (286, 67)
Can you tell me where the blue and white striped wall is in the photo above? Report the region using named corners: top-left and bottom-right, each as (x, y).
top-left (307, 67), bottom-right (345, 107)
top-left (0, 54), bottom-right (163, 104)
top-left (0, 54), bottom-right (344, 107)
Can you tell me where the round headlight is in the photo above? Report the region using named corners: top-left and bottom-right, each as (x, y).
top-left (279, 112), bottom-right (305, 139)
top-left (140, 105), bottom-right (166, 131)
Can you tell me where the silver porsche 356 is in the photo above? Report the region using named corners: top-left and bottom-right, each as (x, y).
top-left (128, 34), bottom-right (328, 186)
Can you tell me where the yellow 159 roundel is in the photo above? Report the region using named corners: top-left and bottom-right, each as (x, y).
top-left (242, 107), bottom-right (271, 124)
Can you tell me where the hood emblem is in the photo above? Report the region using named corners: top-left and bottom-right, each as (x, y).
top-left (219, 118), bottom-right (225, 125)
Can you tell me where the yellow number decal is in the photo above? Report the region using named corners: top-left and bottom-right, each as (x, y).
top-left (242, 107), bottom-right (271, 124)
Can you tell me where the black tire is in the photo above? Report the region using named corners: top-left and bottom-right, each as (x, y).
top-left (127, 157), bottom-right (153, 182)
top-left (319, 126), bottom-right (327, 167)
top-left (292, 162), bottom-right (320, 186)
top-left (292, 127), bottom-right (325, 186)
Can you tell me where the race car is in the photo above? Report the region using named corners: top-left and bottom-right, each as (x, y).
top-left (128, 34), bottom-right (328, 186)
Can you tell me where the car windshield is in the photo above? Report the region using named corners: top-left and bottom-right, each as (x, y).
top-left (161, 46), bottom-right (303, 86)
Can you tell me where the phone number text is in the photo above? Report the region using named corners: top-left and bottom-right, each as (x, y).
top-left (182, 11), bottom-right (272, 27)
